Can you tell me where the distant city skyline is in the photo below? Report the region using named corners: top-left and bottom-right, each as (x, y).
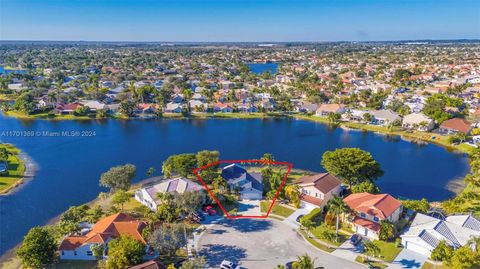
top-left (1, 0), bottom-right (479, 42)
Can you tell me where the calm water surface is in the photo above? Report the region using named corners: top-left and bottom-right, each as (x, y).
top-left (0, 115), bottom-right (469, 255)
top-left (247, 62), bottom-right (278, 75)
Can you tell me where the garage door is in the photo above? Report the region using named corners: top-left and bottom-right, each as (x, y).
top-left (240, 192), bottom-right (261, 200)
top-left (405, 241), bottom-right (431, 257)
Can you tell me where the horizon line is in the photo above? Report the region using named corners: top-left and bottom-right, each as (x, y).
top-left (1, 38), bottom-right (479, 44)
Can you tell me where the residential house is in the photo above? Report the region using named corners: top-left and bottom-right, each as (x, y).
top-left (401, 213), bottom-right (480, 257)
top-left (54, 103), bottom-right (83, 114)
top-left (80, 100), bottom-right (106, 112)
top-left (402, 113), bottom-right (435, 131)
top-left (135, 177), bottom-right (204, 211)
top-left (237, 103), bottom-right (258, 113)
top-left (164, 102), bottom-right (183, 113)
top-left (370, 110), bottom-right (401, 126)
top-left (59, 213), bottom-right (149, 260)
top-left (136, 103), bottom-right (158, 115)
top-left (189, 100), bottom-right (207, 112)
top-left (214, 103), bottom-right (233, 113)
top-left (315, 104), bottom-right (346, 116)
top-left (296, 173), bottom-right (342, 210)
top-left (221, 164), bottom-right (263, 200)
top-left (343, 192), bottom-right (403, 239)
top-left (439, 118), bottom-right (473, 135)
top-left (296, 102), bottom-right (319, 113)
top-left (128, 258), bottom-right (166, 269)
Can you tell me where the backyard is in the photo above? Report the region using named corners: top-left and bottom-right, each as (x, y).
top-left (0, 143), bottom-right (26, 194)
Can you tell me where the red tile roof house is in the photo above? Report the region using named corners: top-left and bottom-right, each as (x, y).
top-left (439, 118), bottom-right (473, 135)
top-left (54, 103), bottom-right (83, 114)
top-left (343, 192), bottom-right (403, 239)
top-left (59, 213), bottom-right (153, 261)
top-left (315, 104), bottom-right (347, 116)
top-left (296, 173), bottom-right (342, 211)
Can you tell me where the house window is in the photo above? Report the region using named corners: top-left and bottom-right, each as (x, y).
top-left (61, 251), bottom-right (64, 256)
top-left (315, 193), bottom-right (318, 198)
top-left (87, 251), bottom-right (93, 256)
top-left (373, 217), bottom-right (379, 222)
top-left (360, 212), bottom-right (366, 218)
top-left (74, 251), bottom-right (77, 256)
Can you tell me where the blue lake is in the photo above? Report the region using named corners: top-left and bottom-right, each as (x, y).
top-left (0, 115), bottom-right (469, 255)
top-left (247, 62), bottom-right (278, 75)
top-left (0, 66), bottom-right (28, 75)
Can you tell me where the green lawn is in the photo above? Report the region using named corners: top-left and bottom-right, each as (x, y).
top-left (310, 225), bottom-right (348, 246)
top-left (372, 240), bottom-right (403, 262)
top-left (260, 200), bottom-right (295, 217)
top-left (355, 255), bottom-right (388, 269)
top-left (298, 229), bottom-right (335, 253)
top-left (421, 262), bottom-right (451, 269)
top-left (0, 144), bottom-right (26, 194)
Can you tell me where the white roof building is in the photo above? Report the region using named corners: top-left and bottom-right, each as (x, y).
top-left (401, 213), bottom-right (480, 257)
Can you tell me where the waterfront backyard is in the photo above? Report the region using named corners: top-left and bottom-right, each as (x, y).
top-left (0, 115), bottom-right (470, 258)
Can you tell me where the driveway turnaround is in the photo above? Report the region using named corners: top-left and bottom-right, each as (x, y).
top-left (387, 249), bottom-right (427, 269)
top-left (197, 218), bottom-right (364, 269)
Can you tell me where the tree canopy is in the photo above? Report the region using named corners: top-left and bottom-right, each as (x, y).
top-left (17, 227), bottom-right (57, 269)
top-left (106, 236), bottom-right (145, 269)
top-left (99, 164), bottom-right (136, 192)
top-left (321, 148), bottom-right (384, 187)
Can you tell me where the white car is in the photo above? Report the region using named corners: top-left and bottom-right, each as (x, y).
top-left (220, 260), bottom-right (240, 269)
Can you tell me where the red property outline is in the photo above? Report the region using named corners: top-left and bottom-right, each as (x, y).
top-left (193, 159), bottom-right (293, 219)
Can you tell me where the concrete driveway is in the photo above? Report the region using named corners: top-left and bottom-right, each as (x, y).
top-left (197, 218), bottom-right (364, 269)
top-left (283, 207), bottom-right (312, 229)
top-left (237, 200), bottom-right (261, 216)
top-left (387, 249), bottom-right (427, 269)
top-left (331, 239), bottom-right (364, 262)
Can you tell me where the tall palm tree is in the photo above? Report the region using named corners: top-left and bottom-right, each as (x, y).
top-left (292, 254), bottom-right (315, 269)
top-left (327, 195), bottom-right (350, 236)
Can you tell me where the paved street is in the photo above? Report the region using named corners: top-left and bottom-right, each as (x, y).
top-left (197, 218), bottom-right (364, 269)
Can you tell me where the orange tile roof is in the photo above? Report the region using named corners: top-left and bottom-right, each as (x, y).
top-left (58, 236), bottom-right (85, 251)
top-left (343, 192), bottom-right (401, 220)
top-left (59, 213), bottom-right (146, 251)
top-left (440, 118), bottom-right (472, 134)
top-left (353, 216), bottom-right (380, 232)
top-left (300, 194), bottom-right (324, 206)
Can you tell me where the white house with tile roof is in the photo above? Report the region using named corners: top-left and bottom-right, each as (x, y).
top-left (401, 213), bottom-right (480, 257)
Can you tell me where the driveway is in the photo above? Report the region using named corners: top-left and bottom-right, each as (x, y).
top-left (331, 239), bottom-right (364, 262)
top-left (197, 218), bottom-right (364, 269)
top-left (283, 207), bottom-right (312, 229)
top-left (387, 249), bottom-right (427, 269)
top-left (237, 200), bottom-right (261, 216)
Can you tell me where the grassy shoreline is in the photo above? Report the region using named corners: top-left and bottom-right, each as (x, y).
top-left (0, 144), bottom-right (27, 195)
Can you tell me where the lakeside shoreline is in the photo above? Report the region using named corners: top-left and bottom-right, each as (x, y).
top-left (2, 110), bottom-right (474, 154)
top-left (0, 144), bottom-right (35, 196)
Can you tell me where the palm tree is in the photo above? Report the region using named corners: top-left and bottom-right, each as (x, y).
top-left (363, 240), bottom-right (380, 262)
top-left (467, 236), bottom-right (480, 252)
top-left (327, 195), bottom-right (349, 237)
top-left (292, 254), bottom-right (315, 269)
top-left (0, 147), bottom-right (12, 163)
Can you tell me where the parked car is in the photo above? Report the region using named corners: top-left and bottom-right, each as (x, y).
top-left (285, 261), bottom-right (294, 269)
top-left (220, 260), bottom-right (240, 269)
top-left (296, 214), bottom-right (305, 223)
top-left (202, 205), bottom-right (217, 216)
top-left (349, 234), bottom-right (362, 246)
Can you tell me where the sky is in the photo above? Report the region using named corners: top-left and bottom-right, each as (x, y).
top-left (0, 0), bottom-right (479, 42)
